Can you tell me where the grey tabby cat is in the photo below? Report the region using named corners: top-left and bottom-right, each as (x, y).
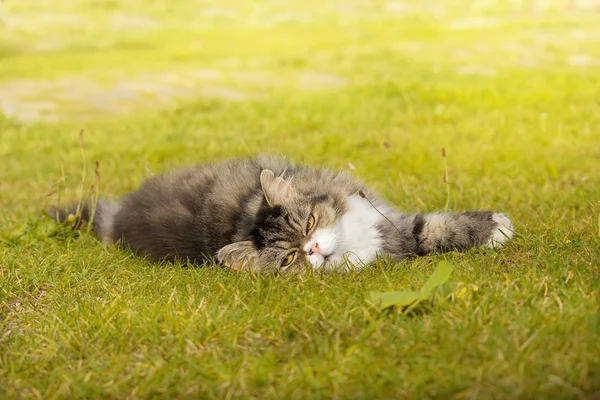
top-left (54, 155), bottom-right (514, 274)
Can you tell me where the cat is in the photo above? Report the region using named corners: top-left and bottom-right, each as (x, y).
top-left (51, 155), bottom-right (514, 274)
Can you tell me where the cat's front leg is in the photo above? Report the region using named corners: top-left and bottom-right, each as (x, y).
top-left (413, 211), bottom-right (514, 255)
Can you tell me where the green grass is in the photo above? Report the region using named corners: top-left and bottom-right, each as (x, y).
top-left (1, 1), bottom-right (600, 398)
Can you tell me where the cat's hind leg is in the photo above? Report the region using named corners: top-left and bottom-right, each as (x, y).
top-left (413, 211), bottom-right (514, 255)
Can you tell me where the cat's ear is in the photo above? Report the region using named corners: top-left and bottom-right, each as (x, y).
top-left (260, 169), bottom-right (297, 206)
top-left (217, 241), bottom-right (259, 271)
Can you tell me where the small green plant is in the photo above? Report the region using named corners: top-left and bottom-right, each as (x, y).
top-left (369, 261), bottom-right (479, 312)
top-left (442, 147), bottom-right (451, 212)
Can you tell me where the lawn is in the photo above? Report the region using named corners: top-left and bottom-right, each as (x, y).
top-left (1, 1), bottom-right (600, 398)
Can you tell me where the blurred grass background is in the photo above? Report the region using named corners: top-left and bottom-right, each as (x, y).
top-left (2, 0), bottom-right (600, 121)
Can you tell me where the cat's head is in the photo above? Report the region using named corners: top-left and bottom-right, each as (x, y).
top-left (216, 169), bottom-right (348, 274)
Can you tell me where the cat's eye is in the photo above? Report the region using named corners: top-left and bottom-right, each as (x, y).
top-left (281, 252), bottom-right (296, 268)
top-left (306, 214), bottom-right (316, 233)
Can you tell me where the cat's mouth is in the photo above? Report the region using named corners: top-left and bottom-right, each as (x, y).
top-left (306, 252), bottom-right (331, 269)
top-left (309, 254), bottom-right (356, 272)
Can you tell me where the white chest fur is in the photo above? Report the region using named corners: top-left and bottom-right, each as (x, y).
top-left (336, 195), bottom-right (384, 269)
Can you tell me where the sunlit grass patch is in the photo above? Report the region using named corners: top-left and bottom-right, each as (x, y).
top-left (1, 0), bottom-right (600, 398)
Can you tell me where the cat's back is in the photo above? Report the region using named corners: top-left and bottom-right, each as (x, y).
top-left (130, 155), bottom-right (293, 203)
top-left (111, 156), bottom-right (296, 260)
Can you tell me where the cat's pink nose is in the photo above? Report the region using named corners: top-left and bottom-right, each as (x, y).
top-left (309, 243), bottom-right (320, 255)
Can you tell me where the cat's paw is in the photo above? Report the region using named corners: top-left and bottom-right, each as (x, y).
top-left (484, 213), bottom-right (514, 249)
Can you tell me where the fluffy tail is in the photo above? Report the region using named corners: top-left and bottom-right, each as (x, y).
top-left (48, 200), bottom-right (120, 244)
